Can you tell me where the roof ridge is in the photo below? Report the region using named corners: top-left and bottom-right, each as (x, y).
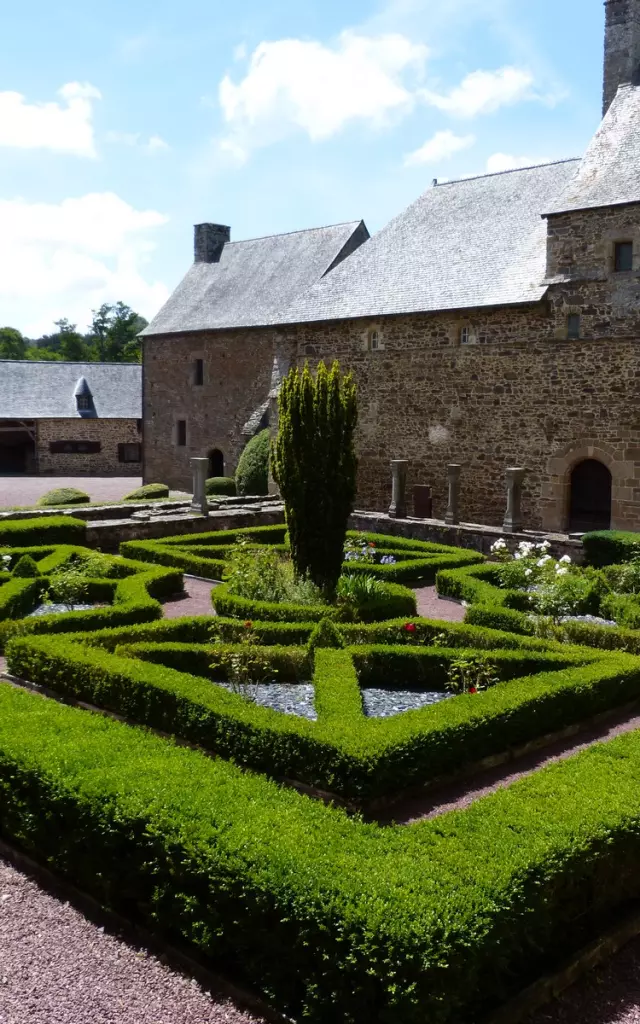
top-left (225, 220), bottom-right (362, 246)
top-left (0, 359), bottom-right (141, 367)
top-left (433, 157), bottom-right (581, 188)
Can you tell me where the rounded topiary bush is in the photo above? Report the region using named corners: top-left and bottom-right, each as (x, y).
top-left (12, 554), bottom-right (40, 578)
top-left (36, 487), bottom-right (90, 507)
top-left (123, 483), bottom-right (170, 501)
top-left (206, 477), bottom-right (236, 497)
top-left (235, 429), bottom-right (270, 497)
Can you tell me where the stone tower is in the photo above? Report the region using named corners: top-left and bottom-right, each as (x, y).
top-left (603, 0), bottom-right (640, 114)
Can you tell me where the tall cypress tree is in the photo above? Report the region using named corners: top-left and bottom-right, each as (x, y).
top-left (272, 361), bottom-right (358, 598)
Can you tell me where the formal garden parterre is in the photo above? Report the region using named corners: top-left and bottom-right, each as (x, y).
top-left (4, 365), bottom-right (640, 1021)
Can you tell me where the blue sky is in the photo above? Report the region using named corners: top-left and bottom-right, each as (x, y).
top-left (0, 0), bottom-right (605, 335)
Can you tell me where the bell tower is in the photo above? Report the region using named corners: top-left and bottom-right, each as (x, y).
top-left (603, 0), bottom-right (640, 115)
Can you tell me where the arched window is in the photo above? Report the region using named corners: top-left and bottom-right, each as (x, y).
top-left (569, 459), bottom-right (612, 533)
top-left (208, 448), bottom-right (224, 477)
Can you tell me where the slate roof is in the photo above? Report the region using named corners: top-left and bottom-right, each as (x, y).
top-left (544, 86), bottom-right (640, 215)
top-left (0, 361), bottom-right (141, 419)
top-left (280, 160), bottom-right (580, 325)
top-left (141, 221), bottom-right (369, 336)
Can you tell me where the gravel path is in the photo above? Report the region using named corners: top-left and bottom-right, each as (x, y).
top-left (162, 577), bottom-right (218, 618)
top-left (413, 585), bottom-right (466, 622)
top-left (382, 706), bottom-right (640, 825)
top-left (0, 859), bottom-right (266, 1024)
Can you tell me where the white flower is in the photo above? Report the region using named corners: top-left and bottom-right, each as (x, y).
top-left (556, 567), bottom-right (569, 576)
top-left (537, 555), bottom-right (552, 567)
top-left (536, 541), bottom-right (551, 552)
top-left (524, 568), bottom-right (533, 577)
top-left (559, 555), bottom-right (572, 564)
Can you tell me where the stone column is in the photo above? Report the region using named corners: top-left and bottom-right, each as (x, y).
top-left (445, 465), bottom-right (462, 525)
top-left (190, 457), bottom-right (209, 516)
top-left (503, 467), bottom-right (526, 533)
top-left (389, 460), bottom-right (408, 519)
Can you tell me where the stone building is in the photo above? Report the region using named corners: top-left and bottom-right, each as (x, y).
top-left (142, 0), bottom-right (640, 533)
top-left (0, 361), bottom-right (142, 476)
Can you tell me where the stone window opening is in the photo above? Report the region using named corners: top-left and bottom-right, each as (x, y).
top-left (367, 329), bottom-right (380, 352)
top-left (614, 241), bottom-right (634, 273)
top-left (567, 313), bottom-right (581, 340)
top-left (176, 420), bottom-right (187, 447)
top-left (193, 358), bottom-right (204, 385)
top-left (76, 395), bottom-right (92, 411)
top-left (118, 443), bottom-right (141, 463)
top-left (460, 326), bottom-right (473, 345)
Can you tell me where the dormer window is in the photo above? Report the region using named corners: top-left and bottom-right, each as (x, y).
top-left (74, 376), bottom-right (93, 414)
top-left (76, 395), bottom-right (91, 410)
top-left (614, 241), bottom-right (633, 272)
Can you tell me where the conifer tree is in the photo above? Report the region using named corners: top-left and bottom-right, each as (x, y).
top-left (271, 361), bottom-right (358, 598)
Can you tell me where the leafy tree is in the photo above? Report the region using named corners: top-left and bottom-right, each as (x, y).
top-left (0, 327), bottom-right (27, 360)
top-left (54, 319), bottom-right (90, 361)
top-left (88, 302), bottom-right (147, 362)
top-left (271, 361), bottom-right (358, 599)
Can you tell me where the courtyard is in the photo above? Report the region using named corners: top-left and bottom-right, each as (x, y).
top-left (0, 476), bottom-right (188, 509)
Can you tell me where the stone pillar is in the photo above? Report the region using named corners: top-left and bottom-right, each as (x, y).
top-left (190, 457), bottom-right (209, 516)
top-left (389, 460), bottom-right (408, 519)
top-left (503, 467), bottom-right (526, 533)
top-left (445, 464), bottom-right (462, 525)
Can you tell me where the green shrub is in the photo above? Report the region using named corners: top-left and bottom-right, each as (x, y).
top-left (205, 477), bottom-right (236, 496)
top-left (12, 555), bottom-right (40, 578)
top-left (307, 617), bottom-right (344, 653)
top-left (36, 487), bottom-right (90, 507)
top-left (212, 580), bottom-right (417, 624)
top-left (0, 516), bottom-right (86, 547)
top-left (235, 429), bottom-right (270, 497)
top-left (583, 530), bottom-right (640, 567)
top-left (123, 483), bottom-right (170, 501)
top-left (6, 682), bottom-right (640, 1023)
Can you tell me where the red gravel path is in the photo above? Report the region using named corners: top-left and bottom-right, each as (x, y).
top-left (0, 859), bottom-right (266, 1024)
top-left (162, 577), bottom-right (218, 618)
top-left (413, 585), bottom-right (466, 622)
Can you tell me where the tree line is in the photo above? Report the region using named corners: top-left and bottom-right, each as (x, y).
top-left (0, 302), bottom-right (148, 363)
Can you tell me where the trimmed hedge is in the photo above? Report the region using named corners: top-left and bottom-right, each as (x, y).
top-left (121, 525), bottom-right (484, 584)
top-left (0, 516), bottom-right (86, 547)
top-left (212, 580), bottom-right (418, 623)
top-left (7, 621), bottom-right (634, 804)
top-left (36, 487), bottom-right (90, 507)
top-left (123, 483), bottom-right (170, 501)
top-left (236, 428), bottom-right (270, 496)
top-left (583, 530), bottom-right (640, 567)
top-left (0, 545), bottom-right (183, 650)
top-left (206, 477), bottom-right (236, 496)
top-left (6, 682), bottom-right (640, 1022)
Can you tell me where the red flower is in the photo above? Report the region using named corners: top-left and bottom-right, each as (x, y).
top-left (368, 542), bottom-right (376, 547)
top-left (469, 686), bottom-right (477, 694)
top-left (403, 623), bottom-right (417, 633)
top-left (244, 620), bottom-right (253, 629)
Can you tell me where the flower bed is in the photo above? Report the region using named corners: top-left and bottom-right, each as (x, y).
top-left (120, 525), bottom-right (484, 583)
top-left (5, 679), bottom-right (640, 1022)
top-left (7, 615), bottom-right (637, 805)
top-left (0, 544), bottom-right (182, 650)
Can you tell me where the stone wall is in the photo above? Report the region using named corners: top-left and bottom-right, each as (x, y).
top-left (36, 419), bottom-right (141, 476)
top-left (142, 331), bottom-right (293, 491)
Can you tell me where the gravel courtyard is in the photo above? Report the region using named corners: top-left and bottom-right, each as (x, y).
top-left (0, 477), bottom-right (189, 508)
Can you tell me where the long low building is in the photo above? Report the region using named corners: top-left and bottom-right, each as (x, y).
top-left (0, 360), bottom-right (142, 476)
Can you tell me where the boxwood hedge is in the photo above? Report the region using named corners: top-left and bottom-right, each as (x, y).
top-left (583, 530), bottom-right (640, 567)
top-left (0, 515), bottom-right (86, 546)
top-left (7, 620), bottom-right (637, 804)
top-left (5, 681), bottom-right (640, 1022)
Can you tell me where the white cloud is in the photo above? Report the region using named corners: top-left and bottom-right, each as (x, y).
top-left (219, 30), bottom-right (429, 158)
top-left (486, 152), bottom-right (551, 173)
top-left (0, 192), bottom-right (169, 335)
top-left (404, 129), bottom-right (475, 166)
top-left (421, 67), bottom-right (535, 118)
top-left (0, 82), bottom-right (101, 158)
top-left (106, 130), bottom-right (169, 154)
top-left (233, 42), bottom-right (248, 61)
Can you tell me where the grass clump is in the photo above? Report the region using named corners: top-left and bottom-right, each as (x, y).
top-left (123, 483), bottom-right (169, 501)
top-left (36, 487), bottom-right (90, 507)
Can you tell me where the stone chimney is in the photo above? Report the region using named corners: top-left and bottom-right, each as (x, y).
top-left (194, 223), bottom-right (230, 264)
top-left (603, 0), bottom-right (640, 116)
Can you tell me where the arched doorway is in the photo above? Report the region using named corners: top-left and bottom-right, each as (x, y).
top-left (208, 448), bottom-right (224, 478)
top-left (568, 459), bottom-right (612, 532)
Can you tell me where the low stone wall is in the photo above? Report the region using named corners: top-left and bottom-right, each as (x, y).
top-left (0, 495), bottom-right (279, 524)
top-left (86, 503), bottom-right (285, 551)
top-left (349, 510), bottom-right (585, 562)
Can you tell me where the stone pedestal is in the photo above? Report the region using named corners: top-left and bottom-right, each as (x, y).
top-left (389, 460), bottom-right (408, 519)
top-left (190, 457), bottom-right (209, 516)
top-left (445, 465), bottom-right (462, 525)
top-left (503, 467), bottom-right (526, 533)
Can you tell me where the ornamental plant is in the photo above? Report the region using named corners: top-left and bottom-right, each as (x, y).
top-left (271, 361), bottom-right (358, 598)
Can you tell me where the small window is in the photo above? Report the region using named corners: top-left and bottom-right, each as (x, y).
top-left (76, 395), bottom-right (91, 411)
top-left (194, 358), bottom-right (204, 385)
top-left (614, 241), bottom-right (633, 273)
top-left (136, 419), bottom-right (143, 433)
top-left (49, 440), bottom-right (101, 455)
top-left (567, 313), bottom-right (581, 340)
top-left (367, 329), bottom-right (380, 352)
top-left (118, 443), bottom-right (141, 463)
top-left (460, 326), bottom-right (471, 345)
top-left (176, 420), bottom-right (187, 446)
